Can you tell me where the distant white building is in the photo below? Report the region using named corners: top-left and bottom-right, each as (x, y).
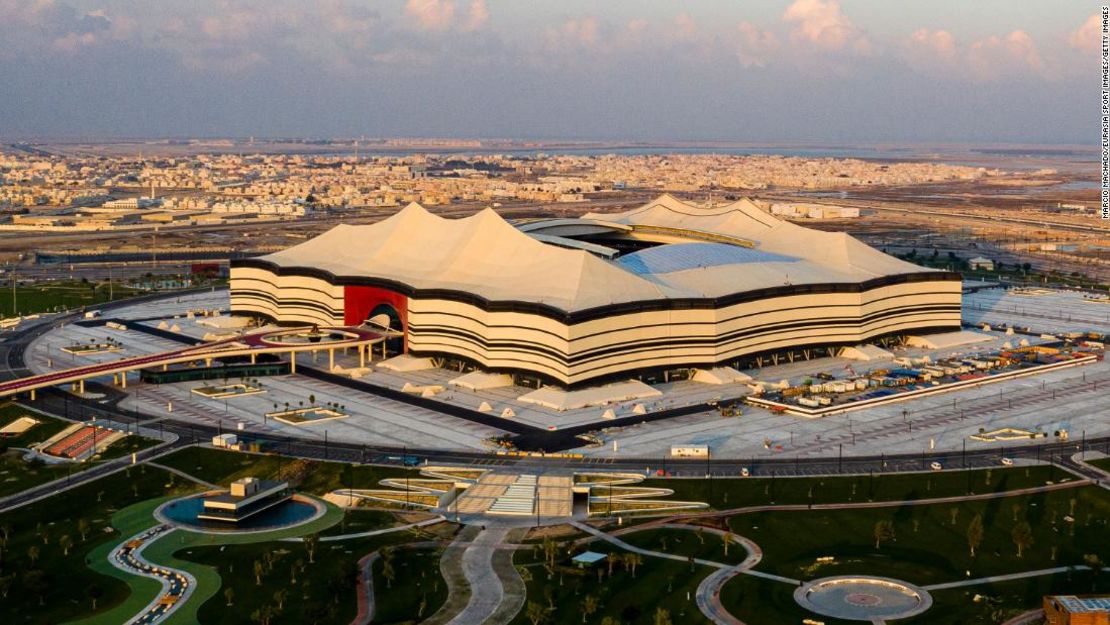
top-left (967, 256), bottom-right (994, 271)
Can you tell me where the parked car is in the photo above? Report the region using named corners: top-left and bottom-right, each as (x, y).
top-left (1000, 457), bottom-right (1014, 466)
top-left (930, 461), bottom-right (943, 471)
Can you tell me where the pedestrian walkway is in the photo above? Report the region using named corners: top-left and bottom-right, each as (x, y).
top-left (439, 526), bottom-right (512, 625)
top-left (923, 565), bottom-right (1091, 591)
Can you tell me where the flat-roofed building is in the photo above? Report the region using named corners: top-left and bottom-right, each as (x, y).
top-left (1044, 595), bottom-right (1110, 625)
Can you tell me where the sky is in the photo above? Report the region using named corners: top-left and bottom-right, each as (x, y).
top-left (0, 0), bottom-right (1100, 144)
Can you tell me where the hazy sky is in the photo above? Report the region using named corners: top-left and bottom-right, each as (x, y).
top-left (0, 0), bottom-right (1099, 143)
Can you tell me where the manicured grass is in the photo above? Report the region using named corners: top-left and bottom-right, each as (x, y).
top-left (901, 570), bottom-right (1110, 625)
top-left (618, 527), bottom-right (749, 566)
top-left (372, 546), bottom-right (448, 623)
top-left (511, 541), bottom-right (711, 625)
top-left (91, 433), bottom-right (161, 462)
top-left (141, 500), bottom-right (345, 625)
top-left (1089, 457), bottom-right (1110, 473)
top-left (156, 446), bottom-right (413, 495)
top-left (718, 485), bottom-right (1110, 624)
top-left (726, 485), bottom-right (1110, 587)
top-left (0, 402), bottom-right (70, 448)
top-left (0, 281), bottom-right (146, 316)
top-left (645, 465), bottom-right (1062, 511)
top-left (719, 574), bottom-right (856, 625)
top-left (160, 516), bottom-right (456, 625)
top-left (68, 496), bottom-right (189, 625)
top-left (0, 464), bottom-right (195, 624)
top-left (319, 508), bottom-right (401, 537)
top-left (0, 450), bottom-right (82, 497)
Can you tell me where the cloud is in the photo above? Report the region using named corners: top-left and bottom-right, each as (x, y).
top-left (967, 30), bottom-right (1043, 79)
top-left (782, 0), bottom-right (871, 54)
top-left (463, 0), bottom-right (489, 31)
top-left (1069, 13), bottom-right (1102, 53)
top-left (903, 28), bottom-right (1046, 82)
top-left (732, 21), bottom-right (780, 68)
top-left (405, 0), bottom-right (455, 32)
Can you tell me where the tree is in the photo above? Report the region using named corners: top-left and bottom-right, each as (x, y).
top-left (625, 553), bottom-right (643, 578)
top-left (27, 544), bottom-right (40, 566)
top-left (381, 548), bottom-right (396, 589)
top-left (722, 532), bottom-right (733, 557)
top-left (0, 574), bottom-right (14, 599)
top-left (86, 584), bottom-right (104, 610)
top-left (654, 607), bottom-right (673, 625)
top-left (251, 605), bottom-right (276, 625)
top-left (23, 570), bottom-right (48, 606)
top-left (1011, 521), bottom-right (1034, 558)
top-left (1085, 554), bottom-right (1104, 590)
top-left (606, 552), bottom-right (619, 578)
top-left (526, 601), bottom-right (548, 625)
top-left (309, 394), bottom-right (316, 406)
top-left (255, 559), bottom-right (265, 585)
top-left (949, 507), bottom-right (959, 526)
top-left (874, 520), bottom-right (895, 550)
top-left (273, 589), bottom-right (287, 611)
top-left (696, 527), bottom-right (705, 545)
top-left (581, 594), bottom-right (599, 623)
top-left (966, 514), bottom-right (984, 557)
top-left (225, 587), bottom-right (235, 606)
top-left (59, 534), bottom-right (74, 557)
top-left (304, 533), bottom-right (320, 564)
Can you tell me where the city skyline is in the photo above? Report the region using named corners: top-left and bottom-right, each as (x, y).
top-left (0, 0), bottom-right (1099, 144)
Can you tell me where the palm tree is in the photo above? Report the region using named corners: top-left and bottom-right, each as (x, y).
top-left (581, 594), bottom-right (599, 623)
top-left (966, 514), bottom-right (984, 557)
top-left (526, 601), bottom-right (547, 625)
top-left (225, 587), bottom-right (235, 607)
top-left (653, 607), bottom-right (673, 625)
top-left (273, 589), bottom-right (287, 611)
top-left (0, 574), bottom-right (14, 599)
top-left (722, 532), bottom-right (733, 557)
top-left (304, 533), bottom-right (320, 564)
top-left (254, 559), bottom-right (265, 585)
top-left (606, 552), bottom-right (619, 578)
top-left (873, 520), bottom-right (895, 550)
top-left (27, 544), bottom-right (40, 566)
top-left (86, 584), bottom-right (104, 610)
top-left (59, 534), bottom-right (74, 557)
top-left (1011, 521), bottom-right (1034, 557)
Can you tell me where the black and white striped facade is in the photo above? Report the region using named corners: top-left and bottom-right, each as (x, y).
top-left (231, 197), bottom-right (962, 386)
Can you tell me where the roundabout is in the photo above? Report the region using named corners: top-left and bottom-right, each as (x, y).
top-left (793, 575), bottom-right (933, 621)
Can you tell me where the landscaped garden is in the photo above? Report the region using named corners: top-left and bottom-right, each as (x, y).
top-left (155, 446), bottom-right (414, 495)
top-left (0, 464), bottom-right (197, 623)
top-left (512, 538), bottom-right (712, 625)
top-left (644, 464), bottom-right (1062, 510)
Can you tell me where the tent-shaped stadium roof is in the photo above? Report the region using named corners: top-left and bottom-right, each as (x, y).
top-left (257, 196), bottom-right (938, 312)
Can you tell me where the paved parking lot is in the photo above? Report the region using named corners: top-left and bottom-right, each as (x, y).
top-left (23, 288), bottom-right (1110, 459)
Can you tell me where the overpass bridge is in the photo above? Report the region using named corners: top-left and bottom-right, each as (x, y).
top-left (0, 325), bottom-right (390, 400)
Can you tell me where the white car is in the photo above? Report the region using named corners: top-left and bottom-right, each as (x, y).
top-left (930, 461), bottom-right (943, 471)
top-left (740, 467), bottom-right (750, 477)
top-left (1000, 457), bottom-right (1014, 466)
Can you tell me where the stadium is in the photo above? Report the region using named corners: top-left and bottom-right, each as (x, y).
top-left (230, 195), bottom-right (962, 387)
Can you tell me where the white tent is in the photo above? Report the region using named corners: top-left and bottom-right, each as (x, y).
top-left (692, 367), bottom-right (753, 385)
top-left (601, 408), bottom-right (616, 420)
top-left (477, 401), bottom-right (493, 413)
top-left (500, 408), bottom-right (516, 418)
top-left (449, 371), bottom-right (514, 390)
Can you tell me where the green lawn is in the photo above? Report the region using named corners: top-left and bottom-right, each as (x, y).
top-left (372, 546), bottom-right (449, 623)
top-left (0, 402), bottom-right (162, 498)
top-left (68, 496), bottom-right (191, 625)
top-left (645, 465), bottom-right (1061, 511)
top-left (901, 570), bottom-right (1110, 625)
top-left (1088, 457), bottom-right (1110, 473)
top-left (319, 508), bottom-right (402, 537)
top-left (720, 485), bottom-right (1110, 624)
top-left (0, 464), bottom-right (195, 624)
top-left (156, 446), bottom-right (414, 495)
top-left (617, 527), bottom-right (749, 566)
top-left (0, 281), bottom-right (147, 316)
top-left (512, 541), bottom-right (711, 625)
top-left (0, 402), bottom-right (70, 448)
